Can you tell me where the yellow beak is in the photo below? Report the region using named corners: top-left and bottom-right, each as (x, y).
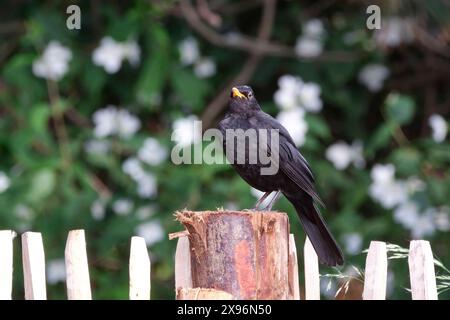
top-left (232, 87), bottom-right (247, 99)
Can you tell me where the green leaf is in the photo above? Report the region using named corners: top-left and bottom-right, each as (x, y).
top-left (385, 93), bottom-right (415, 125)
top-left (390, 147), bottom-right (421, 176)
top-left (306, 114), bottom-right (331, 139)
top-left (135, 48), bottom-right (168, 107)
top-left (30, 103), bottom-right (51, 134)
top-left (170, 67), bottom-right (209, 110)
top-left (366, 122), bottom-right (394, 157)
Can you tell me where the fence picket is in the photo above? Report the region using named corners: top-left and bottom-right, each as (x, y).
top-left (129, 236), bottom-right (151, 300)
top-left (408, 240), bottom-right (438, 300)
top-left (0, 230), bottom-right (14, 300)
top-left (175, 236), bottom-right (192, 290)
top-left (22, 232), bottom-right (47, 300)
top-left (288, 234), bottom-right (300, 300)
top-left (362, 241), bottom-right (387, 300)
top-left (304, 237), bottom-right (320, 300)
top-left (65, 230), bottom-right (92, 300)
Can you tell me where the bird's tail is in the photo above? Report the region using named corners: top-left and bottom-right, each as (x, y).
top-left (285, 193), bottom-right (344, 266)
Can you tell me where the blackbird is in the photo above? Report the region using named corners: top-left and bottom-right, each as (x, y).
top-left (218, 85), bottom-right (344, 266)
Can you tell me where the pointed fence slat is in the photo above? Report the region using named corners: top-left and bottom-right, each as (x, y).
top-left (65, 230), bottom-right (92, 300)
top-left (22, 232), bottom-right (47, 300)
top-left (0, 230), bottom-right (14, 300)
top-left (288, 234), bottom-right (300, 300)
top-left (175, 236), bottom-right (192, 290)
top-left (304, 237), bottom-right (320, 300)
top-left (362, 241), bottom-right (387, 300)
top-left (129, 236), bottom-right (151, 300)
top-left (408, 240), bottom-right (438, 300)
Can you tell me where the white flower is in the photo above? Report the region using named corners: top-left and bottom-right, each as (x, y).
top-left (0, 172), bottom-right (10, 193)
top-left (179, 37), bottom-right (200, 65)
top-left (47, 259), bottom-right (66, 284)
top-left (172, 115), bottom-right (202, 147)
top-left (326, 142), bottom-right (352, 170)
top-left (92, 37), bottom-right (140, 73)
top-left (371, 163), bottom-right (395, 184)
top-left (342, 233), bottom-right (363, 255)
top-left (116, 109), bottom-right (141, 138)
top-left (137, 173), bottom-right (157, 199)
top-left (276, 108), bottom-right (308, 147)
top-left (393, 201), bottom-right (420, 229)
top-left (274, 75), bottom-right (322, 112)
top-left (295, 19), bottom-right (325, 58)
top-left (122, 157), bottom-right (158, 199)
top-left (123, 157), bottom-right (146, 181)
top-left (370, 180), bottom-right (407, 209)
top-left (411, 210), bottom-right (436, 239)
top-left (374, 17), bottom-right (414, 48)
top-left (92, 37), bottom-right (124, 74)
top-left (250, 188), bottom-right (272, 208)
top-left (84, 139), bottom-right (111, 155)
top-left (369, 164), bottom-right (408, 209)
top-left (274, 75), bottom-right (303, 110)
top-left (135, 221), bottom-right (165, 246)
top-left (298, 83), bottom-right (322, 112)
top-left (303, 19), bottom-right (325, 38)
top-left (92, 106), bottom-right (141, 139)
top-left (138, 138), bottom-right (168, 166)
top-left (32, 41), bottom-right (72, 81)
top-left (91, 199), bottom-right (106, 221)
top-left (194, 57), bottom-right (216, 78)
top-left (326, 141), bottom-right (365, 170)
top-left (136, 205), bottom-right (156, 220)
top-left (405, 176), bottom-right (426, 194)
top-left (434, 207), bottom-right (450, 231)
top-left (358, 64), bottom-right (390, 92)
top-left (295, 36), bottom-right (323, 57)
top-left (429, 114), bottom-right (448, 143)
top-left (113, 198), bottom-right (133, 216)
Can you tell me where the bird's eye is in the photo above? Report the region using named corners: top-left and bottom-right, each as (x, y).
top-left (247, 92), bottom-right (253, 98)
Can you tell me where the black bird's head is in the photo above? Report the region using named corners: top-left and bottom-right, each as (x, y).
top-left (228, 85), bottom-right (261, 114)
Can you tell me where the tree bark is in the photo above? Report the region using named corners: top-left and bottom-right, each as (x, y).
top-left (176, 210), bottom-right (290, 300)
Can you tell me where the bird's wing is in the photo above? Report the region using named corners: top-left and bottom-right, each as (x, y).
top-left (253, 112), bottom-right (324, 207)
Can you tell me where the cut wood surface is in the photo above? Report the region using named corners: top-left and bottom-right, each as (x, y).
top-left (176, 210), bottom-right (290, 300)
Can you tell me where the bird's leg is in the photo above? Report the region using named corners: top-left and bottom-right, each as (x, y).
top-left (263, 190), bottom-right (281, 211)
top-left (253, 191), bottom-right (272, 210)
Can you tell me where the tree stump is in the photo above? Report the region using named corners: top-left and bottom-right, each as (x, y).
top-left (175, 210), bottom-right (290, 300)
top-left (176, 288), bottom-right (233, 300)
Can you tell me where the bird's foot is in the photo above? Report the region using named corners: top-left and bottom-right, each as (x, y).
top-left (262, 190), bottom-right (281, 211)
top-left (252, 191), bottom-right (272, 211)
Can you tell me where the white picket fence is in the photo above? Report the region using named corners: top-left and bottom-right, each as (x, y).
top-left (0, 229), bottom-right (440, 300)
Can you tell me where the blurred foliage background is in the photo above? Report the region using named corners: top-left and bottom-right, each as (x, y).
top-left (0, 0), bottom-right (449, 299)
